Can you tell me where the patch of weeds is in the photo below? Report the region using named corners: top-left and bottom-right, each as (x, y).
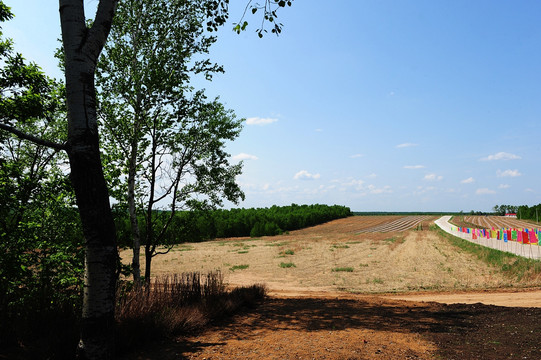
top-left (331, 244), bottom-right (350, 249)
top-left (369, 247), bottom-right (377, 250)
top-left (278, 249), bottom-right (294, 256)
top-left (229, 264), bottom-right (249, 271)
top-left (177, 245), bottom-right (194, 252)
top-left (373, 278), bottom-right (384, 284)
top-left (346, 241), bottom-right (362, 245)
top-left (266, 242), bottom-right (289, 247)
top-left (359, 263), bottom-right (369, 267)
top-left (384, 237), bottom-right (398, 243)
top-left (279, 262), bottom-right (296, 268)
top-left (332, 267), bottom-right (354, 272)
top-left (237, 250), bottom-right (249, 254)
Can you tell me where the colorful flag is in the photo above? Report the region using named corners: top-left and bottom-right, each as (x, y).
top-left (512, 230), bottom-right (518, 241)
top-left (523, 231), bottom-right (530, 244)
top-left (529, 231), bottom-right (538, 244)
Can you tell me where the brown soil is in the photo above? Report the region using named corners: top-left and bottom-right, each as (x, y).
top-left (120, 216), bottom-right (541, 359)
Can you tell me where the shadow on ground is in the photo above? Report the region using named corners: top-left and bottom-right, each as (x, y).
top-left (121, 296), bottom-right (541, 359)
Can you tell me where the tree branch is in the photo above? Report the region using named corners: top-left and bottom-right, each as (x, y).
top-left (0, 123), bottom-right (66, 151)
top-left (85, 0), bottom-right (119, 61)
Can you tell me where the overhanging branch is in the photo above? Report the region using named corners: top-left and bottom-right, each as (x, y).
top-left (0, 123), bottom-right (66, 151)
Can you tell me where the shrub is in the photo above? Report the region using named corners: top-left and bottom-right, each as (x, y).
top-left (115, 272), bottom-right (266, 355)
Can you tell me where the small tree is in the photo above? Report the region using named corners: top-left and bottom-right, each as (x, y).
top-left (96, 0), bottom-right (244, 284)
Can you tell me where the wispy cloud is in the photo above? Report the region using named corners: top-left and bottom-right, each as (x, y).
top-left (480, 152), bottom-right (521, 161)
top-left (232, 153), bottom-right (258, 161)
top-left (404, 165), bottom-right (425, 169)
top-left (461, 177), bottom-right (475, 184)
top-left (476, 188), bottom-right (496, 195)
top-left (396, 143), bottom-right (418, 148)
top-left (293, 170), bottom-right (320, 180)
top-left (498, 184), bottom-right (510, 189)
top-left (497, 169), bottom-right (522, 177)
top-left (246, 117), bottom-right (278, 126)
top-left (367, 185), bottom-right (392, 194)
top-left (350, 154), bottom-right (364, 159)
top-left (424, 173), bottom-right (443, 181)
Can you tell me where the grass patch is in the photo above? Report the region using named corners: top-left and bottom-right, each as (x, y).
top-left (331, 244), bottom-right (350, 249)
top-left (177, 245), bottom-right (195, 252)
top-left (332, 267), bottom-right (354, 272)
top-left (346, 241), bottom-right (362, 244)
top-left (265, 242), bottom-right (289, 247)
top-left (440, 229), bottom-right (541, 281)
top-left (359, 263), bottom-right (369, 267)
top-left (279, 262), bottom-right (296, 268)
top-left (279, 249), bottom-right (295, 256)
top-left (372, 278), bottom-right (384, 284)
top-left (229, 264), bottom-right (249, 271)
top-left (237, 250), bottom-right (249, 254)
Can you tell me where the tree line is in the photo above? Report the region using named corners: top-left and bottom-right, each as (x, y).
top-left (493, 204), bottom-right (541, 221)
top-left (114, 204), bottom-right (352, 247)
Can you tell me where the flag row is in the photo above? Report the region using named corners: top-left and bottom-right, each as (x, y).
top-left (450, 226), bottom-right (540, 244)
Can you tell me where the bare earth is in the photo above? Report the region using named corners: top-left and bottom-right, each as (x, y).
top-left (121, 216), bottom-right (541, 359)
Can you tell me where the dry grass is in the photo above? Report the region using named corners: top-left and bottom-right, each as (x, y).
top-left (119, 216), bottom-right (541, 295)
top-left (115, 271), bottom-right (266, 355)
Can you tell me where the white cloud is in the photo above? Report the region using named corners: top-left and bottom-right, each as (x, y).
top-left (232, 153), bottom-right (258, 161)
top-left (461, 177), bottom-right (475, 184)
top-left (525, 188), bottom-right (535, 193)
top-left (480, 152), bottom-right (521, 161)
top-left (315, 128), bottom-right (323, 132)
top-left (497, 169), bottom-right (522, 177)
top-left (367, 173), bottom-right (377, 178)
top-left (246, 117), bottom-right (278, 126)
top-left (396, 143), bottom-right (418, 148)
top-left (293, 170), bottom-right (320, 180)
top-left (367, 185), bottom-right (392, 194)
top-left (404, 165), bottom-right (425, 169)
top-left (424, 173), bottom-right (443, 181)
top-left (350, 154), bottom-right (364, 159)
top-left (476, 188), bottom-right (496, 195)
top-left (498, 184), bottom-right (510, 189)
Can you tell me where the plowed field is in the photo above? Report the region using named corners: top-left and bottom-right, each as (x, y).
top-left (461, 215), bottom-right (541, 230)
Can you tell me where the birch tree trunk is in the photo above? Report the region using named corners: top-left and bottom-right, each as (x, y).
top-left (59, 0), bottom-right (118, 358)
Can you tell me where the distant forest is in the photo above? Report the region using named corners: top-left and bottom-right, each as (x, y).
top-left (115, 204), bottom-right (352, 247)
top-left (493, 204), bottom-right (541, 221)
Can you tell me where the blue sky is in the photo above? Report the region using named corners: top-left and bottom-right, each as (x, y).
top-left (4, 0), bottom-right (541, 212)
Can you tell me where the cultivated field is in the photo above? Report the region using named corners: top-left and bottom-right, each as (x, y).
top-left (460, 215), bottom-right (541, 230)
top-left (121, 215), bottom-right (541, 294)
top-left (122, 215), bottom-right (541, 360)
